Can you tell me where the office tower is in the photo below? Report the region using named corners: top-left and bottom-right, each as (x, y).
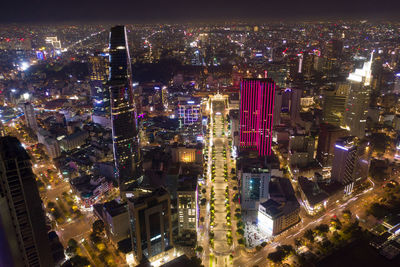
top-left (302, 52), bottom-right (314, 79)
top-left (287, 55), bottom-right (300, 82)
top-left (43, 137), bottom-right (61, 159)
top-left (290, 88), bottom-right (302, 123)
top-left (258, 177), bottom-right (300, 235)
top-left (177, 98), bottom-right (201, 126)
top-left (93, 200), bottom-right (130, 244)
top-left (288, 134), bottom-right (315, 168)
top-left (89, 52), bottom-right (111, 128)
top-left (331, 136), bottom-right (369, 194)
top-left (258, 199), bottom-right (300, 236)
top-left (238, 155), bottom-right (271, 211)
top-left (322, 83), bottom-right (349, 126)
top-left (161, 86), bottom-right (168, 110)
top-left (109, 25), bottom-right (141, 192)
top-left (316, 123), bottom-right (348, 167)
top-left (240, 167), bottom-right (270, 211)
top-left (323, 39), bottom-right (343, 75)
top-left (325, 39), bottom-right (343, 59)
top-left (0, 136), bottom-right (53, 267)
top-left (240, 78), bottom-right (275, 156)
top-left (177, 177), bottom-right (198, 234)
top-left (128, 188), bottom-right (173, 263)
top-left (23, 102), bottom-right (38, 132)
top-left (344, 53), bottom-right (373, 138)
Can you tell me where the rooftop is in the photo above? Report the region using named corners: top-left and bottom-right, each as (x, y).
top-left (128, 187), bottom-right (169, 206)
top-left (160, 255), bottom-right (192, 267)
top-left (177, 175), bottom-right (197, 191)
top-left (298, 176), bottom-right (329, 206)
top-left (103, 200), bottom-right (127, 217)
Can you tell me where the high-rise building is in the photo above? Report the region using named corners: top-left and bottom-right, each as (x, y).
top-left (109, 25), bottom-right (142, 192)
top-left (128, 188), bottom-right (173, 263)
top-left (316, 123), bottom-right (348, 167)
top-left (288, 134), bottom-right (315, 168)
top-left (344, 53), bottom-right (373, 138)
top-left (43, 137), bottom-right (61, 159)
top-left (239, 78), bottom-right (275, 156)
top-left (177, 98), bottom-right (201, 126)
top-left (93, 200), bottom-right (130, 244)
top-left (258, 177), bottom-right (300, 235)
top-left (23, 102), bottom-right (38, 132)
top-left (323, 39), bottom-right (343, 75)
top-left (322, 83), bottom-right (349, 126)
top-left (289, 88), bottom-right (302, 123)
top-left (238, 156), bottom-right (271, 210)
top-left (0, 136), bottom-right (54, 267)
top-left (325, 39), bottom-right (343, 59)
top-left (331, 136), bottom-right (369, 194)
top-left (89, 52), bottom-right (111, 128)
top-left (177, 177), bottom-right (198, 234)
top-left (258, 198), bottom-right (300, 236)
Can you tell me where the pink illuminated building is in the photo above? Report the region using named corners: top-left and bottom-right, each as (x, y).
top-left (239, 78), bottom-right (276, 156)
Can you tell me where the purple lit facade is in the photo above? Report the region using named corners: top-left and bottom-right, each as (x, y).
top-left (239, 78), bottom-right (275, 156)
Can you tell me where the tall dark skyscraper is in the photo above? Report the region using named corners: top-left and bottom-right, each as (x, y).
top-left (109, 26), bottom-right (141, 192)
top-left (0, 136), bottom-right (54, 267)
top-left (128, 187), bottom-right (173, 263)
top-left (331, 136), bottom-right (369, 194)
top-left (239, 78), bottom-right (275, 156)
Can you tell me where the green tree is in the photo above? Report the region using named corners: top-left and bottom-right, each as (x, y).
top-left (304, 229), bottom-right (314, 242)
top-left (294, 238), bottom-right (302, 247)
top-left (331, 231), bottom-right (342, 245)
top-left (236, 228), bottom-right (244, 236)
top-left (89, 232), bottom-right (101, 244)
top-left (92, 219), bottom-right (105, 234)
top-left (367, 203), bottom-right (389, 219)
top-left (343, 209), bottom-right (352, 221)
top-left (279, 245), bottom-right (294, 255)
top-left (315, 224), bottom-right (329, 235)
top-left (190, 256), bottom-right (204, 267)
top-left (267, 250), bottom-right (285, 263)
top-left (66, 238), bottom-right (79, 256)
top-left (68, 238), bottom-right (78, 248)
top-left (195, 246), bottom-right (204, 253)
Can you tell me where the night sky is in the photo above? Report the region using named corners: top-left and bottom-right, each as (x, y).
top-left (1, 0), bottom-right (400, 23)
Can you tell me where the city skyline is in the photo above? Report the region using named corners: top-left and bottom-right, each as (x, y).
top-left (1, 18), bottom-right (400, 267)
top-left (1, 0), bottom-right (400, 23)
